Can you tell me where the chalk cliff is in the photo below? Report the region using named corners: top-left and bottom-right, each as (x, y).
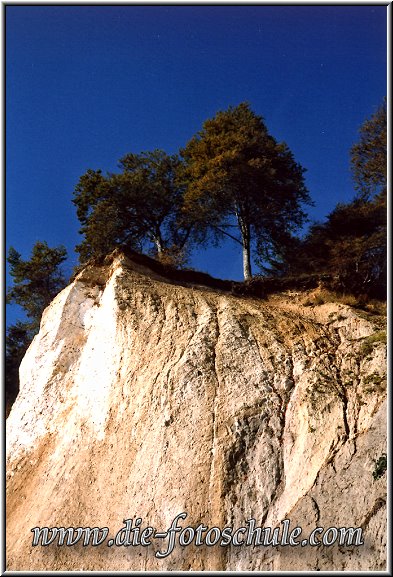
top-left (6, 250), bottom-right (387, 571)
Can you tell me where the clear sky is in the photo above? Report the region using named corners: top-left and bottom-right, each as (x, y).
top-left (5, 4), bottom-right (387, 324)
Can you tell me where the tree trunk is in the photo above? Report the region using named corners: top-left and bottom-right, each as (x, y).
top-left (238, 215), bottom-right (252, 280)
top-left (242, 237), bottom-right (252, 280)
top-left (154, 235), bottom-right (164, 255)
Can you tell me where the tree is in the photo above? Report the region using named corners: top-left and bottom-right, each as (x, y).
top-left (351, 99), bottom-right (386, 200)
top-left (272, 194), bottom-right (386, 297)
top-left (336, 195), bottom-right (385, 296)
top-left (5, 322), bottom-right (33, 416)
top-left (181, 103), bottom-right (311, 280)
top-left (73, 150), bottom-right (195, 265)
top-left (7, 242), bottom-right (68, 330)
top-left (267, 100), bottom-right (387, 298)
top-left (6, 242), bottom-right (68, 414)
top-left (305, 194), bottom-right (386, 296)
top-left (266, 190), bottom-right (386, 298)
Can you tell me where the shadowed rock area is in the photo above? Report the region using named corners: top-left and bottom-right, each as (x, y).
top-left (6, 250), bottom-right (387, 571)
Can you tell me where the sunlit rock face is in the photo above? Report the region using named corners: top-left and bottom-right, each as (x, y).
top-left (6, 251), bottom-right (387, 571)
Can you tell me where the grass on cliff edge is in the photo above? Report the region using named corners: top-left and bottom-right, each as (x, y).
top-left (302, 288), bottom-right (386, 316)
top-left (74, 247), bottom-right (386, 313)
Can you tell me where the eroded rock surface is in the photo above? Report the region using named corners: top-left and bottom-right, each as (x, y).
top-left (6, 252), bottom-right (387, 571)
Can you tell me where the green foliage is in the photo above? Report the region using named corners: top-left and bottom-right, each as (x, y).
top-left (372, 453), bottom-right (387, 481)
top-left (321, 195), bottom-right (385, 297)
top-left (6, 242), bottom-right (68, 415)
top-left (7, 242), bottom-right (68, 330)
top-left (362, 372), bottom-right (386, 394)
top-left (73, 150), bottom-right (196, 265)
top-left (269, 101), bottom-right (386, 298)
top-left (351, 99), bottom-right (386, 200)
top-left (360, 331), bottom-right (387, 357)
top-left (5, 321), bottom-right (34, 416)
top-left (181, 102), bottom-right (311, 280)
top-left (321, 100), bottom-right (387, 297)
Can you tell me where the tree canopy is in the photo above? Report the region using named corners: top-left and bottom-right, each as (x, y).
top-left (6, 241), bottom-right (68, 415)
top-left (70, 100), bottom-right (385, 291)
top-left (301, 194), bottom-right (386, 296)
top-left (72, 105), bottom-right (311, 278)
top-left (5, 322), bottom-right (33, 416)
top-left (351, 99), bottom-right (387, 200)
top-left (181, 102), bottom-right (311, 279)
top-left (73, 150), bottom-right (195, 266)
top-left (7, 241), bottom-right (68, 330)
top-left (270, 99), bottom-right (387, 298)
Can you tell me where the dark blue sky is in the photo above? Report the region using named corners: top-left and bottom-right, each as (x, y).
top-left (6, 5), bottom-right (387, 323)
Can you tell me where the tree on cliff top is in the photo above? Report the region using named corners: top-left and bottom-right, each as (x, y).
top-left (351, 99), bottom-right (386, 200)
top-left (267, 99), bottom-right (387, 298)
top-left (181, 102), bottom-right (311, 280)
top-left (72, 150), bottom-right (197, 266)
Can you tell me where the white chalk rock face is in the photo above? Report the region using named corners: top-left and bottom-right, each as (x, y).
top-left (6, 252), bottom-right (387, 571)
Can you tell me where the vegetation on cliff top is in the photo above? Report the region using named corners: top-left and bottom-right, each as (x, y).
top-left (73, 103), bottom-right (311, 280)
top-left (6, 100), bottom-right (386, 414)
